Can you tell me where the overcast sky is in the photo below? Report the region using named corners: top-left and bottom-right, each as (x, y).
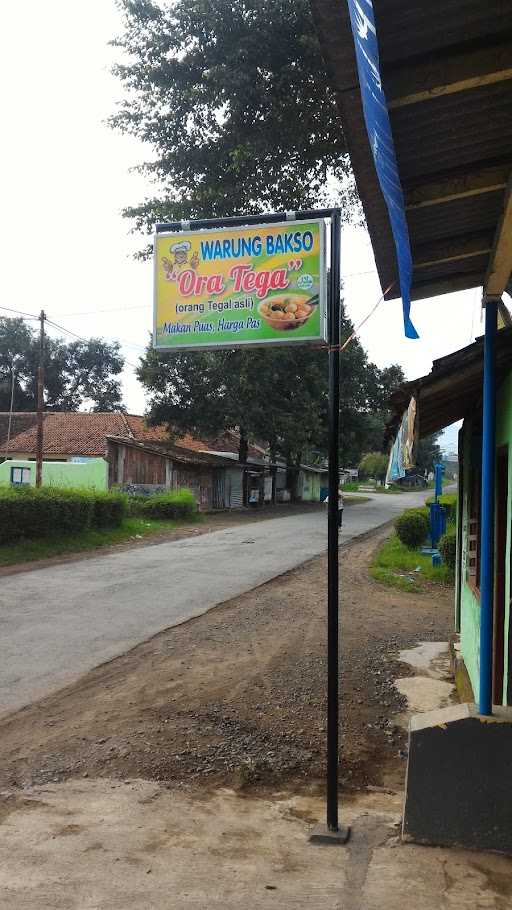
top-left (1, 0), bottom-right (480, 453)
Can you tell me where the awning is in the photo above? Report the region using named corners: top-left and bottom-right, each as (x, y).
top-left (311, 1), bottom-right (512, 305)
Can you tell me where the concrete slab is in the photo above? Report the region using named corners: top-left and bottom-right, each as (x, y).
top-left (395, 676), bottom-right (455, 716)
top-left (399, 642), bottom-right (450, 679)
top-left (395, 641), bottom-right (456, 728)
top-left (1, 780), bottom-right (511, 909)
top-left (403, 703), bottom-right (512, 854)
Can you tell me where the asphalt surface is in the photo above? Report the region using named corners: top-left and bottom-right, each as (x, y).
top-left (0, 490), bottom-right (430, 716)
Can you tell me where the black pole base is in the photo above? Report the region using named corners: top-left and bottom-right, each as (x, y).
top-left (309, 824), bottom-right (351, 845)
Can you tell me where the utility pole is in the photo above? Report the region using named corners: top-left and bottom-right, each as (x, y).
top-left (36, 310), bottom-right (45, 488)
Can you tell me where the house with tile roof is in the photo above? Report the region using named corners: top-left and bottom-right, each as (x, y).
top-left (0, 412), bottom-right (244, 510)
top-left (0, 412), bottom-right (325, 507)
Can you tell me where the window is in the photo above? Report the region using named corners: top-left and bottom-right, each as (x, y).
top-left (10, 466), bottom-right (31, 486)
top-left (467, 466), bottom-right (481, 590)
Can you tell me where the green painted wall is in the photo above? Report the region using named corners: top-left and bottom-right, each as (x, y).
top-left (0, 458), bottom-right (108, 490)
top-left (459, 368), bottom-right (512, 704)
top-left (301, 470), bottom-right (322, 501)
top-left (496, 371), bottom-right (512, 699)
top-left (459, 422), bottom-right (480, 699)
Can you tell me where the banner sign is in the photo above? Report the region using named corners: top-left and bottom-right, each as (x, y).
top-left (385, 397), bottom-right (417, 484)
top-left (153, 219), bottom-right (326, 350)
top-left (347, 0), bottom-right (418, 340)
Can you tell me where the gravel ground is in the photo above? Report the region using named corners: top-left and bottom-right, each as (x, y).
top-left (0, 524), bottom-right (453, 795)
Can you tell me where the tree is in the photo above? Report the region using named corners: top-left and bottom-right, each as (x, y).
top-left (137, 342), bottom-right (328, 464)
top-left (111, 0), bottom-right (401, 467)
top-left (0, 318), bottom-right (125, 412)
top-left (110, 0), bottom-right (355, 234)
top-left (137, 303), bottom-right (389, 468)
top-left (415, 433), bottom-right (443, 475)
top-left (358, 452), bottom-right (388, 483)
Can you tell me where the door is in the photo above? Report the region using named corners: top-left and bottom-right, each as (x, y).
top-left (493, 447), bottom-right (508, 703)
top-left (212, 470), bottom-right (225, 510)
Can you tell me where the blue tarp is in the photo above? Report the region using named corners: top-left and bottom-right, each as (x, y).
top-left (347, 0), bottom-right (419, 340)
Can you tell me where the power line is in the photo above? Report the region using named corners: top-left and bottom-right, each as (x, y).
top-left (45, 319), bottom-right (141, 371)
top-left (0, 304), bottom-right (39, 320)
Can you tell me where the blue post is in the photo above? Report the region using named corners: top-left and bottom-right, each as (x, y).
top-left (479, 298), bottom-right (498, 716)
top-left (434, 463), bottom-right (443, 502)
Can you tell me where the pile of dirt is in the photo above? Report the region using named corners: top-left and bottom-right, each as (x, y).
top-left (0, 525), bottom-right (453, 794)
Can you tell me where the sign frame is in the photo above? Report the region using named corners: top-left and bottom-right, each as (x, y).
top-left (153, 218), bottom-right (327, 352)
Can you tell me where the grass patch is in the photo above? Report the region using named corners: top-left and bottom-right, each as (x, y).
top-left (0, 515), bottom-right (203, 568)
top-left (370, 531), bottom-right (454, 593)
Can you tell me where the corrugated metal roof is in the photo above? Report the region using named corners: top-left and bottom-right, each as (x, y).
top-left (311, 0), bottom-right (512, 303)
top-left (386, 326), bottom-right (512, 440)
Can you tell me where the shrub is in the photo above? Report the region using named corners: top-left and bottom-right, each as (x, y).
top-left (0, 486), bottom-right (127, 543)
top-left (125, 494), bottom-right (152, 517)
top-left (426, 493), bottom-right (457, 522)
top-left (91, 491), bottom-right (127, 527)
top-left (140, 488), bottom-right (197, 520)
top-left (394, 508), bottom-right (429, 549)
top-left (439, 528), bottom-right (457, 570)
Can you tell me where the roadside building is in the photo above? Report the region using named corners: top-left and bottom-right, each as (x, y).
top-left (0, 412), bottom-right (242, 510)
top-left (388, 325), bottom-right (512, 706)
top-left (311, 0), bottom-right (512, 851)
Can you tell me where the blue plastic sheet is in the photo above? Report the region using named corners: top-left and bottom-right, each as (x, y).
top-left (347, 0), bottom-right (419, 339)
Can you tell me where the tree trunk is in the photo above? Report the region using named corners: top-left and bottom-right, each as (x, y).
top-left (239, 428), bottom-right (249, 506)
top-left (286, 452), bottom-right (301, 503)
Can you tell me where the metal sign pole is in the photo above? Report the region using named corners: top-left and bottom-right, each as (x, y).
top-left (154, 207), bottom-right (349, 843)
top-left (310, 209), bottom-right (350, 845)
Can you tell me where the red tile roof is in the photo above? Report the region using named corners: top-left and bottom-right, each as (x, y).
top-left (0, 412), bottom-right (267, 462)
top-left (0, 412), bottom-right (172, 457)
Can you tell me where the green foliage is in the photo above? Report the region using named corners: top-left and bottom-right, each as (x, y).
top-left (0, 317), bottom-right (125, 412)
top-left (394, 508), bottom-right (429, 550)
top-left (415, 433), bottom-right (443, 474)
top-left (358, 452), bottom-right (388, 482)
top-left (110, 1), bottom-right (409, 469)
top-left (135, 489), bottom-right (197, 520)
top-left (138, 308), bottom-right (405, 468)
top-left (0, 515), bottom-right (202, 569)
top-left (0, 487), bottom-right (127, 544)
top-left (370, 532), bottom-right (454, 592)
top-left (426, 493), bottom-right (458, 523)
top-left (439, 527), bottom-right (457, 570)
top-left (90, 491), bottom-right (128, 527)
top-left (110, 0), bottom-right (354, 228)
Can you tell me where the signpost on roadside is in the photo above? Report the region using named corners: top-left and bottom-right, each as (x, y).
top-left (154, 209), bottom-right (350, 844)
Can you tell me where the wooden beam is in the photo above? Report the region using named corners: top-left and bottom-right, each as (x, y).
top-left (413, 234), bottom-right (493, 270)
top-left (405, 165), bottom-right (510, 210)
top-left (410, 271), bottom-right (483, 301)
top-left (485, 175), bottom-right (512, 297)
top-left (386, 43), bottom-right (512, 109)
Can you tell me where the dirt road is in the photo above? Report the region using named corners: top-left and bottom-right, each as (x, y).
top-left (0, 489), bottom-right (429, 716)
top-left (0, 523), bottom-right (453, 794)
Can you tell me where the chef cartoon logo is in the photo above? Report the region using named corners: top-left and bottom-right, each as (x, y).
top-left (162, 240), bottom-right (199, 281)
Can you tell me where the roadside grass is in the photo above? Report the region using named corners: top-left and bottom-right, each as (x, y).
top-left (370, 531), bottom-right (454, 593)
top-left (0, 515), bottom-right (203, 568)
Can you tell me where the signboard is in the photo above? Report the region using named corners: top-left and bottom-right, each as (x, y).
top-left (153, 219), bottom-right (326, 350)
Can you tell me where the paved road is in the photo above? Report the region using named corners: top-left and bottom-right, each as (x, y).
top-left (0, 490), bottom-right (430, 716)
